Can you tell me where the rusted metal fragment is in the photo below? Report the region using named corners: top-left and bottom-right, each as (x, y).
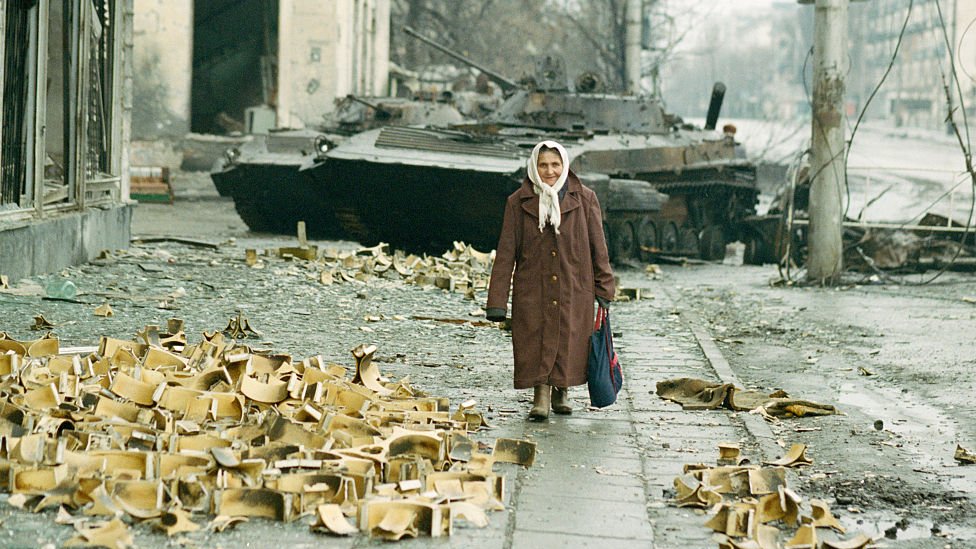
top-left (491, 438), bottom-right (536, 466)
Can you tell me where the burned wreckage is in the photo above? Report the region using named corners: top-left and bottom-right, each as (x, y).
top-left (213, 28), bottom-right (763, 262)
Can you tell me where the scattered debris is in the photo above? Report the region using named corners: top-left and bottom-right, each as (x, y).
top-left (222, 311), bottom-right (262, 338)
top-left (764, 444), bottom-right (813, 468)
top-left (616, 287), bottom-right (647, 301)
top-left (491, 438), bottom-right (537, 466)
top-left (130, 236), bottom-right (219, 249)
top-left (1, 275), bottom-right (9, 289)
top-left (676, 447), bottom-right (873, 548)
top-left (0, 323), bottom-right (530, 541)
top-left (93, 303), bottom-right (114, 317)
top-left (64, 518), bottom-right (134, 548)
top-left (857, 367), bottom-right (874, 376)
top-left (954, 444), bottom-right (976, 465)
top-left (31, 315), bottom-right (56, 331)
top-left (656, 378), bottom-right (839, 418)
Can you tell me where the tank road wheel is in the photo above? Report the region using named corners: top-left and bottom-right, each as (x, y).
top-left (699, 225), bottom-right (728, 260)
top-left (679, 228), bottom-right (700, 256)
top-left (661, 222), bottom-right (679, 254)
top-left (636, 217), bottom-right (657, 262)
top-left (609, 220), bottom-right (638, 262)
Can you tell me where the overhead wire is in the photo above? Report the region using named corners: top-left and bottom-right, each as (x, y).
top-left (781, 0), bottom-right (976, 285)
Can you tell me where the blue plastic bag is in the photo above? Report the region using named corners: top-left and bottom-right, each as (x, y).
top-left (587, 306), bottom-right (623, 408)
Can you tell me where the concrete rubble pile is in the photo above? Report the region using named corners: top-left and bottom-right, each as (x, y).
top-left (672, 444), bottom-right (874, 549)
top-left (256, 241), bottom-right (495, 299)
top-left (0, 320), bottom-right (533, 544)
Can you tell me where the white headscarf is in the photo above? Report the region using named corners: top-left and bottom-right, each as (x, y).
top-left (527, 140), bottom-right (570, 234)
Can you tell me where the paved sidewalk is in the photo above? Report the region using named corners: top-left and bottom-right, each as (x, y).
top-left (482, 272), bottom-right (765, 549)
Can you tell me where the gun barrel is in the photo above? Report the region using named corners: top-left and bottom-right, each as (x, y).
top-left (704, 82), bottom-right (726, 131)
top-left (346, 94), bottom-right (391, 115)
top-left (403, 26), bottom-right (519, 93)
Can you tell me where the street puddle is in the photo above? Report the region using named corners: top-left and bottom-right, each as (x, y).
top-left (839, 514), bottom-right (976, 542)
top-left (836, 383), bottom-right (959, 469)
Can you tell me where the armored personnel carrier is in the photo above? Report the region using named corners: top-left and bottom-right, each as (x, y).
top-left (311, 28), bottom-right (758, 260)
top-left (210, 95), bottom-right (468, 238)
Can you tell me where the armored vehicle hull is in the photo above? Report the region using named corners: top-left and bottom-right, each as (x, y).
top-left (210, 129), bottom-right (341, 237)
top-left (211, 97), bottom-right (468, 237)
top-left (315, 123), bottom-right (754, 261)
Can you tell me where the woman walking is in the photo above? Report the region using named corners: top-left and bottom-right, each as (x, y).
top-left (486, 140), bottom-right (615, 420)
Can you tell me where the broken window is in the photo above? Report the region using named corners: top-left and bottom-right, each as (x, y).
top-left (0, 0), bottom-right (34, 209)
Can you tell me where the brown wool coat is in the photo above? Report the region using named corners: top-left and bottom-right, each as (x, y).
top-left (487, 171), bottom-right (615, 389)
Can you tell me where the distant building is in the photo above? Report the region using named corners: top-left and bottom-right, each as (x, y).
top-left (0, 1), bottom-right (134, 282)
top-left (132, 0), bottom-right (390, 168)
top-left (850, 0), bottom-right (976, 131)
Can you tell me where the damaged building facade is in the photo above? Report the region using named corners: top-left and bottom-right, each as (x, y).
top-left (0, 0), bottom-right (134, 282)
top-left (132, 0), bottom-right (390, 169)
top-left (850, 0), bottom-right (976, 130)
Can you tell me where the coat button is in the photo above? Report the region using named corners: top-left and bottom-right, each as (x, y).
top-left (551, 299), bottom-right (558, 306)
top-left (551, 250), bottom-right (557, 257)
top-left (551, 275), bottom-right (558, 282)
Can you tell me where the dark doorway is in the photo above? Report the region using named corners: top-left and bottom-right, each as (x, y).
top-left (190, 0), bottom-right (277, 134)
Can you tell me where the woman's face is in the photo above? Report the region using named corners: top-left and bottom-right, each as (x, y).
top-left (536, 150), bottom-right (564, 186)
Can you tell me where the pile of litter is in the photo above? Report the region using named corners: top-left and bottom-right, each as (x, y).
top-left (0, 320), bottom-right (534, 544)
top-left (251, 241), bottom-right (495, 298)
top-left (672, 444), bottom-right (873, 549)
top-left (656, 378), bottom-right (839, 419)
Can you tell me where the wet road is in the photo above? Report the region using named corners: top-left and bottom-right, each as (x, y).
top-left (1, 182), bottom-right (975, 547)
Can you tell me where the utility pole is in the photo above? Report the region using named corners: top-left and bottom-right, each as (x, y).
top-left (801, 0), bottom-right (848, 283)
top-left (625, 0), bottom-right (643, 94)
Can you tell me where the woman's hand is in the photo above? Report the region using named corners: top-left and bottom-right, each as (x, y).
top-left (596, 296), bottom-right (611, 309)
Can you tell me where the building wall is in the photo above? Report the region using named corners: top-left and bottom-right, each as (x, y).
top-left (131, 0), bottom-right (193, 139)
top-left (277, 0), bottom-right (390, 128)
top-left (0, 0), bottom-right (134, 282)
top-left (852, 0), bottom-right (976, 130)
